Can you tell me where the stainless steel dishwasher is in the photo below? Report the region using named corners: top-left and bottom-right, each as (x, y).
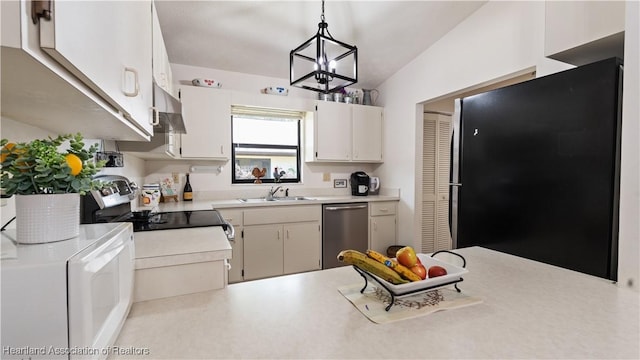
top-left (322, 203), bottom-right (368, 269)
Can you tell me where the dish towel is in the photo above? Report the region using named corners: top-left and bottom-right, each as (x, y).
top-left (337, 283), bottom-right (482, 324)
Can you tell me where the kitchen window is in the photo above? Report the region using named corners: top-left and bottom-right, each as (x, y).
top-left (231, 106), bottom-right (303, 184)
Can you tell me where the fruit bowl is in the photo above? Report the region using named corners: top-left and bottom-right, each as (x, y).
top-left (360, 252), bottom-right (468, 296)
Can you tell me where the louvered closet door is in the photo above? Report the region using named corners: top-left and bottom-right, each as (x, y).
top-left (421, 114), bottom-right (452, 253)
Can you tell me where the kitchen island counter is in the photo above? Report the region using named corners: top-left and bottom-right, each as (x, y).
top-left (112, 247), bottom-right (639, 359)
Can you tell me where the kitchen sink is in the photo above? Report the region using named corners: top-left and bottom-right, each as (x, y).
top-left (238, 197), bottom-right (271, 203)
top-left (238, 196), bottom-right (313, 203)
top-left (274, 196), bottom-right (312, 201)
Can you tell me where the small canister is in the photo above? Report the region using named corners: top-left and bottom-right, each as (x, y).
top-left (140, 184), bottom-right (161, 207)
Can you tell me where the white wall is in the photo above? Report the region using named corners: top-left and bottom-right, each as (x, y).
top-left (171, 64), bottom-right (318, 100)
top-left (377, 1), bottom-right (550, 247)
top-left (377, 0), bottom-right (638, 290)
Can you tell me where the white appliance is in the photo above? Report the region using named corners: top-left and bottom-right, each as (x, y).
top-left (369, 177), bottom-right (380, 195)
top-left (1, 223), bottom-right (135, 360)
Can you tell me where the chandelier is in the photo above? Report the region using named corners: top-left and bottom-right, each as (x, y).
top-left (289, 0), bottom-right (358, 94)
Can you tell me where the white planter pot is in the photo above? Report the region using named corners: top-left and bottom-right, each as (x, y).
top-left (15, 193), bottom-right (80, 244)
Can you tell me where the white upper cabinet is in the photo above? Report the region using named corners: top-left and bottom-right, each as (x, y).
top-left (306, 101), bottom-right (383, 163)
top-left (1, 0), bottom-right (152, 141)
top-left (352, 104), bottom-right (383, 162)
top-left (39, 0), bottom-right (153, 136)
top-left (314, 101), bottom-right (352, 161)
top-left (179, 86), bottom-right (231, 159)
top-left (152, 2), bottom-right (173, 95)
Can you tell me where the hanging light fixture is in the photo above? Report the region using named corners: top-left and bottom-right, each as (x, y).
top-left (290, 0), bottom-right (358, 94)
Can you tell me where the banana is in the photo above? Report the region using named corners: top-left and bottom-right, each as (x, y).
top-left (385, 259), bottom-right (423, 282)
top-left (366, 249), bottom-right (422, 282)
top-left (365, 249), bottom-right (389, 264)
top-left (337, 250), bottom-right (408, 284)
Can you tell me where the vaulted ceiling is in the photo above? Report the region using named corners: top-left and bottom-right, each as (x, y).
top-left (155, 1), bottom-right (487, 90)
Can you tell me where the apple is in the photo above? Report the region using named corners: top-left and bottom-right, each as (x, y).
top-left (428, 265), bottom-right (448, 278)
top-left (410, 264), bottom-right (427, 280)
top-left (396, 246), bottom-right (418, 267)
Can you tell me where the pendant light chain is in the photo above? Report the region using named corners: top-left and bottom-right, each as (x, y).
top-left (320, 0), bottom-right (325, 22)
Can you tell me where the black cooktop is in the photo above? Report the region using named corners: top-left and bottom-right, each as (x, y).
top-left (127, 210), bottom-right (228, 232)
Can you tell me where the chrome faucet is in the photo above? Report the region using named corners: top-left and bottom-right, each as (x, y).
top-left (266, 186), bottom-right (282, 201)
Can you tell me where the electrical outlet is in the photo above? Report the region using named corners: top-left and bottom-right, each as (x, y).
top-left (172, 172), bottom-right (179, 183)
top-left (322, 173), bottom-right (331, 182)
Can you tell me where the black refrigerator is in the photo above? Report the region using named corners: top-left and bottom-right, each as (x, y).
top-left (451, 57), bottom-right (622, 281)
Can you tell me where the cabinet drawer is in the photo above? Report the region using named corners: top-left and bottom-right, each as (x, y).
top-left (244, 205), bottom-right (320, 225)
top-left (218, 209), bottom-right (243, 226)
top-left (370, 202), bottom-right (397, 216)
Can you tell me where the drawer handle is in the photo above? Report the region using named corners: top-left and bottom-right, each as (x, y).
top-left (379, 208), bottom-right (389, 212)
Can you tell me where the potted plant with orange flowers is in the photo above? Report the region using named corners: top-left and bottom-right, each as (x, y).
top-left (1, 133), bottom-right (104, 243)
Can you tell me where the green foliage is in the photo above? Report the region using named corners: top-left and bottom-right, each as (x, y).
top-left (1, 133), bottom-right (104, 195)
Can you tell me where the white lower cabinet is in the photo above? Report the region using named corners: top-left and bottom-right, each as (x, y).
top-left (222, 202), bottom-right (401, 281)
top-left (369, 201), bottom-right (398, 254)
top-left (283, 222), bottom-right (321, 274)
top-left (244, 224), bottom-right (284, 280)
top-left (227, 205), bottom-right (322, 282)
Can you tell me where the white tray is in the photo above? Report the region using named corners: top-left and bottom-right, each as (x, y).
top-left (362, 253), bottom-right (468, 296)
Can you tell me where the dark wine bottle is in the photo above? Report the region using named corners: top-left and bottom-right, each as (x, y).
top-left (183, 173), bottom-right (193, 201)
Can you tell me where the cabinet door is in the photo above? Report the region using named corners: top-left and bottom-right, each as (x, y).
top-left (315, 101), bottom-right (351, 161)
top-left (39, 0), bottom-right (153, 136)
top-left (152, 3), bottom-right (172, 94)
top-left (179, 87), bottom-right (231, 159)
top-left (284, 222), bottom-right (321, 274)
top-left (243, 225), bottom-right (283, 280)
top-left (370, 215), bottom-right (396, 254)
top-left (352, 105), bottom-right (383, 162)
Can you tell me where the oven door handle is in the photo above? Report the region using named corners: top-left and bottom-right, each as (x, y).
top-left (224, 221), bottom-right (235, 241)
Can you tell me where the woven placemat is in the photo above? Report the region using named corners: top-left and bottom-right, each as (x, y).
top-left (338, 283), bottom-right (482, 324)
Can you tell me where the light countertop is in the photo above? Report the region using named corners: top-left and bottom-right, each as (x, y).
top-left (112, 247), bottom-right (639, 359)
top-left (133, 194), bottom-right (400, 212)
